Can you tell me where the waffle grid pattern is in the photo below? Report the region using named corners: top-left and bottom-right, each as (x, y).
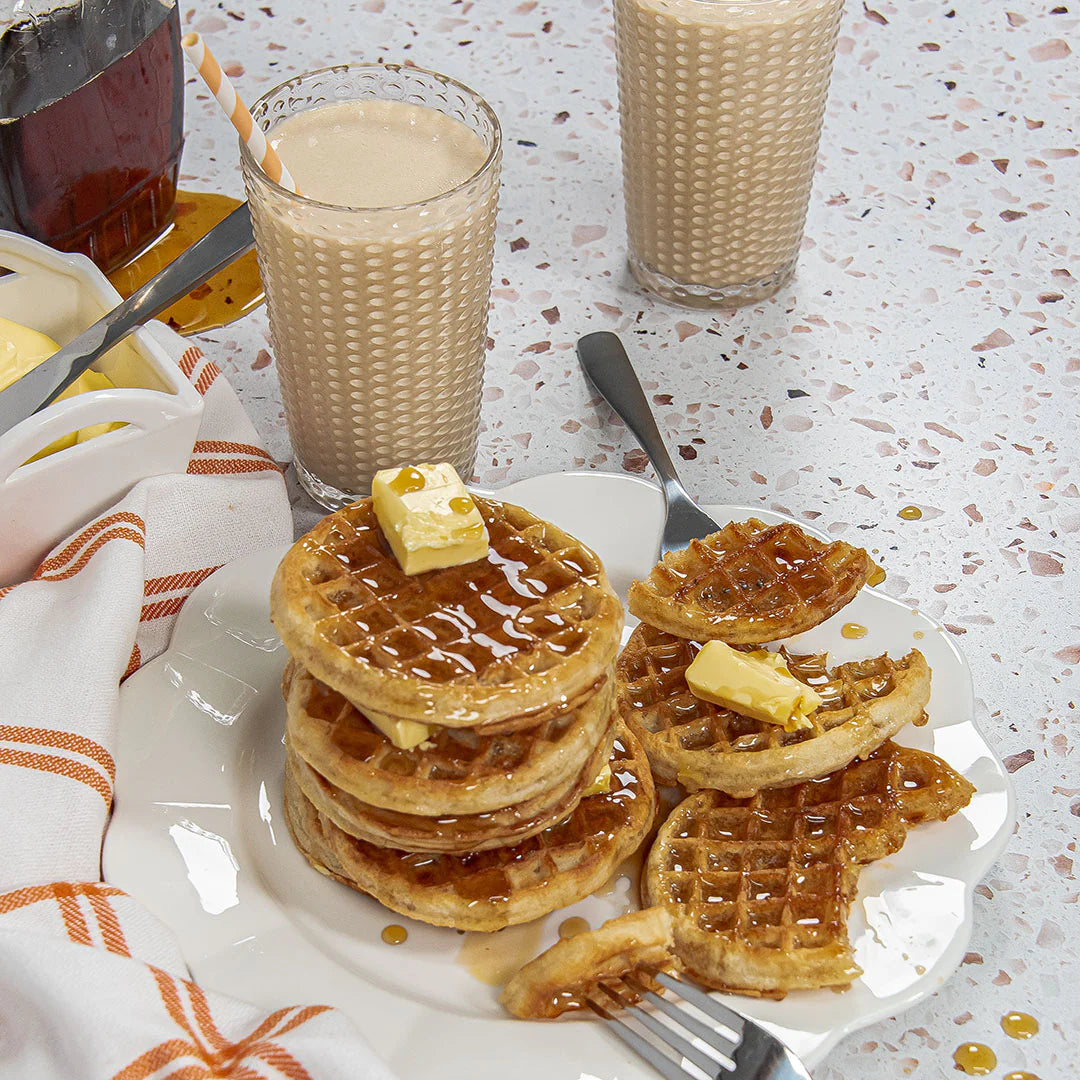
top-left (628, 518), bottom-right (871, 643)
top-left (619, 626), bottom-right (924, 758)
top-left (295, 499), bottom-right (614, 693)
top-left (645, 742), bottom-right (975, 989)
top-left (286, 664), bottom-right (614, 815)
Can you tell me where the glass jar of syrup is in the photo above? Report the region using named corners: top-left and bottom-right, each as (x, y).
top-left (0, 0), bottom-right (184, 273)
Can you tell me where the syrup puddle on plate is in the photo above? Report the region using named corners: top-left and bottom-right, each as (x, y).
top-left (456, 920), bottom-right (546, 987)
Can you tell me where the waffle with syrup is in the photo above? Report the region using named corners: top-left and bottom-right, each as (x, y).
top-left (641, 741), bottom-right (975, 997)
top-left (617, 623), bottom-right (931, 795)
top-left (501, 907), bottom-right (678, 1019)
top-left (628, 519), bottom-right (872, 644)
top-left (285, 715), bottom-right (617, 854)
top-left (271, 497), bottom-right (624, 726)
top-left (283, 661), bottom-right (616, 816)
top-left (283, 723), bottom-right (656, 931)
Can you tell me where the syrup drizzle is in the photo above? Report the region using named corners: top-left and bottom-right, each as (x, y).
top-left (898, 505), bottom-right (923, 521)
top-left (381, 924), bottom-right (408, 945)
top-left (1001, 1011), bottom-right (1039, 1039)
top-left (558, 916), bottom-right (590, 939)
top-left (952, 1043), bottom-right (996, 1075)
top-left (389, 466), bottom-right (426, 495)
top-left (841, 622), bottom-right (868, 640)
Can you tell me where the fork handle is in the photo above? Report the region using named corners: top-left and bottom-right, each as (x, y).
top-left (576, 332), bottom-right (684, 495)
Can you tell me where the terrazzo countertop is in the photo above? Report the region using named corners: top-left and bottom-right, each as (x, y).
top-left (179, 0), bottom-right (1075, 1075)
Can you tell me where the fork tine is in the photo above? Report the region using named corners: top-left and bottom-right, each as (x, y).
top-left (624, 975), bottom-right (739, 1055)
top-left (604, 984), bottom-right (730, 1075)
top-left (587, 994), bottom-right (693, 1080)
top-left (655, 972), bottom-right (747, 1035)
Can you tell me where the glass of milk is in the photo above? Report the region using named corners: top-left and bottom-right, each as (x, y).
top-left (240, 64), bottom-right (501, 508)
top-left (614, 0), bottom-right (844, 308)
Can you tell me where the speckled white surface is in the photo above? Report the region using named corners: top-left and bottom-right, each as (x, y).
top-left (178, 0), bottom-right (1076, 1075)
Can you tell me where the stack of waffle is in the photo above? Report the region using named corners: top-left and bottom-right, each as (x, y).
top-left (271, 496), bottom-right (656, 931)
top-left (502, 519), bottom-right (975, 1015)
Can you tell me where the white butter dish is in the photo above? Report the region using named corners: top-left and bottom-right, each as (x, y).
top-left (0, 232), bottom-right (204, 585)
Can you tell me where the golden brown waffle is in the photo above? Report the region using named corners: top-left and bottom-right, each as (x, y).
top-left (271, 497), bottom-right (624, 726)
top-left (617, 623), bottom-right (931, 795)
top-left (286, 716), bottom-right (616, 854)
top-left (628, 519), bottom-right (871, 644)
top-left (283, 724), bottom-right (657, 931)
top-left (642, 741), bottom-right (975, 997)
top-left (285, 660), bottom-right (615, 816)
top-left (501, 907), bottom-right (677, 1019)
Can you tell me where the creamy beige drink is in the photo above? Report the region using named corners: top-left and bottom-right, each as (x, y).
top-left (615, 0), bottom-right (844, 307)
top-left (241, 66), bottom-right (501, 507)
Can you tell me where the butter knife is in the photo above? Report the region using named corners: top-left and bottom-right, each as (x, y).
top-left (0, 201), bottom-right (255, 437)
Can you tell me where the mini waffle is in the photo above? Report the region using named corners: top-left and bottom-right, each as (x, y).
top-left (286, 716), bottom-right (616, 854)
top-left (501, 907), bottom-right (677, 1019)
top-left (642, 741), bottom-right (975, 997)
top-left (283, 724), bottom-right (657, 931)
top-left (628, 519), bottom-right (871, 644)
top-left (284, 661), bottom-right (615, 816)
top-left (271, 497), bottom-right (624, 726)
top-left (617, 623), bottom-right (931, 795)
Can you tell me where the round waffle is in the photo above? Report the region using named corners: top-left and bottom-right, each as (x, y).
top-left (501, 907), bottom-right (677, 1019)
top-left (617, 623), bottom-right (931, 795)
top-left (642, 741), bottom-right (975, 997)
top-left (285, 660), bottom-right (615, 816)
top-left (286, 716), bottom-right (616, 854)
top-left (627, 519), bottom-right (871, 644)
top-left (271, 497), bottom-right (624, 726)
top-left (283, 723), bottom-right (657, 931)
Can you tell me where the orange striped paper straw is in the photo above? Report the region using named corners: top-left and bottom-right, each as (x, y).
top-left (181, 31), bottom-right (299, 193)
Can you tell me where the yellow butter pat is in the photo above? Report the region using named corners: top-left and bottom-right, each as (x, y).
top-left (372, 462), bottom-right (489, 575)
top-left (582, 762), bottom-right (612, 797)
top-left (685, 640), bottom-right (822, 732)
top-left (363, 706), bottom-right (433, 750)
top-left (0, 316), bottom-right (123, 462)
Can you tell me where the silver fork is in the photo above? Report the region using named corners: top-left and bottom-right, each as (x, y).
top-left (588, 971), bottom-right (812, 1080)
top-left (577, 332), bottom-right (721, 556)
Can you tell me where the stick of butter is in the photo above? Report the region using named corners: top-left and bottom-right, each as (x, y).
top-left (372, 462), bottom-right (490, 576)
top-left (685, 640), bottom-right (822, 732)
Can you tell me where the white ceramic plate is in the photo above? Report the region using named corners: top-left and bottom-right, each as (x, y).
top-left (103, 472), bottom-right (1015, 1076)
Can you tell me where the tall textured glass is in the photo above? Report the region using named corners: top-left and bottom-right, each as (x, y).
top-left (241, 64), bottom-right (501, 508)
top-left (615, 0), bottom-right (844, 308)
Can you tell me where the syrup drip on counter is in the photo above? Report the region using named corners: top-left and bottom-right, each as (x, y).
top-left (1002, 1073), bottom-right (1040, 1080)
top-left (841, 622), bottom-right (868, 640)
top-left (952, 1043), bottom-right (996, 1075)
top-left (1001, 1011), bottom-right (1039, 1039)
top-left (898, 505), bottom-right (923, 521)
top-left (456, 920), bottom-right (546, 986)
top-left (381, 924), bottom-right (408, 945)
top-left (558, 916), bottom-right (590, 940)
top-left (107, 191), bottom-right (264, 335)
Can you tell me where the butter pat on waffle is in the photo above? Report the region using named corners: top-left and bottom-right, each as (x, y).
top-left (501, 907), bottom-right (677, 1019)
top-left (271, 497), bottom-right (624, 726)
top-left (617, 622), bottom-right (931, 795)
top-left (283, 723), bottom-right (656, 931)
top-left (642, 741), bottom-right (975, 997)
top-left (628, 518), bottom-right (872, 644)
